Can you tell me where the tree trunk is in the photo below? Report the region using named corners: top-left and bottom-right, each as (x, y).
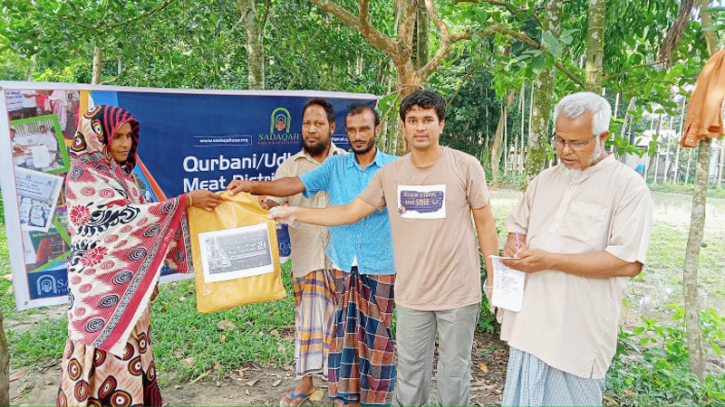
top-left (0, 311), bottom-right (8, 407)
top-left (411, 0), bottom-right (429, 70)
top-left (519, 84), bottom-right (526, 174)
top-left (718, 138), bottom-right (725, 189)
top-left (619, 97), bottom-right (636, 141)
top-left (585, 0), bottom-right (606, 91)
top-left (92, 46), bottom-right (103, 84)
top-left (491, 90), bottom-right (516, 182)
top-left (684, 138), bottom-right (710, 382)
top-left (683, 0), bottom-right (718, 383)
top-left (237, 0), bottom-right (265, 90)
top-left (26, 54), bottom-right (36, 81)
top-left (613, 92), bottom-right (620, 119)
top-left (393, 62), bottom-right (423, 154)
top-left (665, 117), bottom-right (672, 182)
top-left (674, 98), bottom-right (687, 183)
top-left (649, 113), bottom-right (663, 183)
top-left (524, 0), bottom-right (564, 183)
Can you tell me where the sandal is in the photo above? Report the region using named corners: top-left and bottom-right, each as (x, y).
top-left (280, 389), bottom-right (315, 407)
top-left (331, 399), bottom-right (360, 407)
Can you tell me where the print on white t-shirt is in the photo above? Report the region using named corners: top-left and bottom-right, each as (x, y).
top-left (397, 184), bottom-right (446, 219)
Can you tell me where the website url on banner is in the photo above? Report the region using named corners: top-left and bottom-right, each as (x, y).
top-left (194, 135), bottom-right (252, 147)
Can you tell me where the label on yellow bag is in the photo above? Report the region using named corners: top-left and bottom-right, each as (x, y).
top-left (188, 191), bottom-right (286, 313)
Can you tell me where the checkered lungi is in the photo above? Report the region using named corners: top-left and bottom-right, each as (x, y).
top-left (293, 269), bottom-right (338, 378)
top-left (328, 267), bottom-right (396, 406)
top-left (502, 346), bottom-right (605, 406)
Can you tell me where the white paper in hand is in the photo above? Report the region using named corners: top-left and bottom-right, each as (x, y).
top-left (489, 255), bottom-right (525, 312)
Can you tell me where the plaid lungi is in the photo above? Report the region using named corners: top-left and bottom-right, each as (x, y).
top-left (502, 346), bottom-right (605, 406)
top-left (328, 268), bottom-right (396, 406)
top-left (293, 269), bottom-right (338, 378)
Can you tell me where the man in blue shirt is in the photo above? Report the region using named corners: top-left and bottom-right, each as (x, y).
top-left (228, 104), bottom-right (397, 406)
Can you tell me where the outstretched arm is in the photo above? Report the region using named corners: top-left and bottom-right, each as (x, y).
top-left (227, 177), bottom-right (305, 197)
top-left (270, 198), bottom-right (377, 227)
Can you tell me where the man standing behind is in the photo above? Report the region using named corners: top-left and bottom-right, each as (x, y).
top-left (20, 90), bottom-right (38, 118)
top-left (500, 92), bottom-right (653, 406)
top-left (258, 98), bottom-right (346, 407)
top-left (228, 104), bottom-right (397, 406)
top-left (266, 90), bottom-right (499, 406)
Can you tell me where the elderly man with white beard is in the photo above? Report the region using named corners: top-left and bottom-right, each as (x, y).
top-left (500, 92), bottom-right (653, 406)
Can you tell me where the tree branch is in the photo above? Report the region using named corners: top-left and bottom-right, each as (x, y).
top-left (99, 0), bottom-right (178, 35)
top-left (359, 0), bottom-right (371, 29)
top-left (454, 0), bottom-right (543, 26)
top-left (418, 0), bottom-right (455, 79)
top-left (446, 65), bottom-right (477, 108)
top-left (426, 0), bottom-right (451, 38)
top-left (260, 0), bottom-right (272, 36)
top-left (604, 61), bottom-right (665, 80)
top-left (455, 0), bottom-right (571, 13)
top-left (310, 0), bottom-right (397, 56)
top-left (458, 0), bottom-right (520, 16)
top-left (554, 61), bottom-right (587, 89)
top-left (418, 20), bottom-right (586, 89)
top-left (396, 0), bottom-right (417, 60)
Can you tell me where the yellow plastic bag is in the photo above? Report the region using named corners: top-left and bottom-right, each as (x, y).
top-left (188, 191), bottom-right (286, 313)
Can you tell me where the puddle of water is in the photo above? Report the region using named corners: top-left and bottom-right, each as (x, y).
top-left (652, 191), bottom-right (725, 231)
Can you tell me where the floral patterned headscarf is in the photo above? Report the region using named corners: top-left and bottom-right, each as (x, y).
top-left (70, 105), bottom-right (140, 172)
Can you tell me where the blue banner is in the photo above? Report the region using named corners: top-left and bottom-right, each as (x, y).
top-left (92, 90), bottom-right (372, 197)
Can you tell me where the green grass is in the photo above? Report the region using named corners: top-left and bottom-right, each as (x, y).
top-left (1, 225), bottom-right (16, 317)
top-left (7, 317), bottom-right (67, 367)
top-left (149, 273), bottom-right (297, 384)
top-left (648, 181), bottom-right (725, 199)
top-left (4, 261), bottom-right (299, 384)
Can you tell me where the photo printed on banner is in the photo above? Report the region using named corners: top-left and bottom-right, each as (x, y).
top-left (199, 222), bottom-right (275, 283)
top-left (15, 167), bottom-right (64, 232)
top-left (9, 113), bottom-right (71, 174)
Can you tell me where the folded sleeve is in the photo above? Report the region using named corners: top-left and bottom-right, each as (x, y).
top-left (605, 178), bottom-right (653, 264)
top-left (299, 158), bottom-right (332, 199)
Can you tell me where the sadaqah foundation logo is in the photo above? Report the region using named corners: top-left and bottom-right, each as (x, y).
top-left (259, 107), bottom-right (300, 144)
top-left (270, 107), bottom-right (291, 133)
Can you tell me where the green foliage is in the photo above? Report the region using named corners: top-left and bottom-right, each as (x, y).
top-left (0, 224), bottom-right (13, 317)
top-left (702, 6), bottom-right (725, 34)
top-left (0, 186), bottom-right (4, 225)
top-left (607, 305), bottom-right (725, 405)
top-left (435, 68), bottom-right (504, 159)
top-left (0, 45), bottom-right (32, 81)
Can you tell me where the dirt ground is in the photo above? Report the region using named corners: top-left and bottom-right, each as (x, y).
top-left (9, 331), bottom-right (507, 406)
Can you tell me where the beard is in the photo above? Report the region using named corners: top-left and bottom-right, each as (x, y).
top-left (303, 140), bottom-right (329, 156)
top-left (590, 140), bottom-right (605, 165)
top-left (351, 138), bottom-right (376, 155)
top-left (562, 167), bottom-right (583, 181)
